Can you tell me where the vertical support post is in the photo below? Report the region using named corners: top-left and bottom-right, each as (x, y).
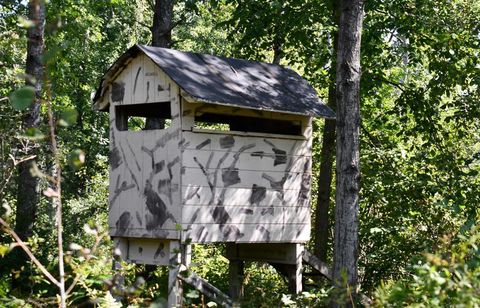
top-left (293, 244), bottom-right (304, 294)
top-left (181, 244), bottom-right (192, 267)
top-left (111, 237), bottom-right (128, 301)
top-left (168, 241), bottom-right (182, 307)
top-left (229, 259), bottom-right (245, 303)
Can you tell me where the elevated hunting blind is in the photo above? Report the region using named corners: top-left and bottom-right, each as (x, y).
top-left (93, 45), bottom-right (335, 306)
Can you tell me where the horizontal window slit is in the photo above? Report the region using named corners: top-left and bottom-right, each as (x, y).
top-left (194, 113), bottom-right (302, 136)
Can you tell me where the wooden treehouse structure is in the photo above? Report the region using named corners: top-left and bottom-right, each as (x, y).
top-left (93, 45), bottom-right (335, 307)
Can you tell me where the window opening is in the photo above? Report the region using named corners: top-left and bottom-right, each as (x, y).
top-left (116, 102), bottom-right (171, 131)
top-left (194, 113), bottom-right (302, 136)
top-left (194, 120), bottom-right (230, 131)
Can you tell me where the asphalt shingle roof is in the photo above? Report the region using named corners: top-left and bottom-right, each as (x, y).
top-left (93, 44), bottom-right (335, 118)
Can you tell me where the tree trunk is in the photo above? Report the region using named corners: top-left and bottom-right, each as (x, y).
top-left (12, 0), bottom-right (45, 291)
top-left (15, 0), bottom-right (45, 243)
top-left (314, 93), bottom-right (336, 262)
top-left (272, 36), bottom-right (283, 65)
top-left (332, 0), bottom-right (364, 302)
top-left (314, 2), bottom-right (340, 262)
top-left (152, 0), bottom-right (174, 48)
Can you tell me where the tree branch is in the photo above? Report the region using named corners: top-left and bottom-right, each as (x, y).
top-left (0, 217), bottom-right (60, 287)
top-left (65, 232), bottom-right (106, 296)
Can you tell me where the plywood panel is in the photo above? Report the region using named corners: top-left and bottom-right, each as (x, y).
top-left (183, 132), bottom-right (311, 156)
top-left (126, 238), bottom-right (170, 265)
top-left (109, 55), bottom-right (173, 106)
top-left (282, 224), bottom-right (310, 242)
top-left (182, 149), bottom-right (310, 173)
top-left (182, 168), bottom-right (307, 191)
top-left (168, 80), bottom-right (180, 110)
top-left (182, 186), bottom-right (309, 207)
top-left (108, 115), bottom-right (181, 238)
top-left (141, 129), bottom-right (181, 232)
top-left (182, 224), bottom-right (285, 243)
top-left (130, 55), bottom-right (144, 104)
top-left (142, 55), bottom-right (156, 104)
top-left (108, 110), bottom-right (123, 229)
top-left (182, 205), bottom-right (284, 225)
top-left (284, 207), bottom-right (311, 224)
top-left (153, 64), bottom-right (168, 102)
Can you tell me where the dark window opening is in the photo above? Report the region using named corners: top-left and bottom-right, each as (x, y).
top-left (116, 102), bottom-right (171, 131)
top-left (194, 113), bottom-right (302, 136)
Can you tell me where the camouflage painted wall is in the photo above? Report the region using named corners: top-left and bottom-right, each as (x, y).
top-left (105, 55), bottom-right (313, 247)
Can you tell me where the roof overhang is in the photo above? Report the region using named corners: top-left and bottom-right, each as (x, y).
top-left (92, 45), bottom-right (335, 119)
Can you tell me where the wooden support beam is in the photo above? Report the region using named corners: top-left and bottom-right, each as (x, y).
top-left (302, 249), bottom-right (332, 280)
top-left (269, 262), bottom-right (303, 294)
top-left (178, 265), bottom-right (234, 308)
top-left (268, 244), bottom-right (303, 294)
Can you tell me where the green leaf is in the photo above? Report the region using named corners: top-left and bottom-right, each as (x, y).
top-left (0, 244), bottom-right (9, 257)
top-left (186, 290), bottom-right (199, 299)
top-left (69, 243), bottom-right (82, 251)
top-left (9, 86), bottom-right (35, 110)
top-left (68, 149), bottom-right (85, 170)
top-left (58, 108), bottom-right (78, 127)
top-left (17, 16), bottom-right (34, 29)
top-left (22, 127), bottom-right (45, 140)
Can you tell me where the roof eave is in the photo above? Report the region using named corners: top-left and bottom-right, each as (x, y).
top-left (181, 90), bottom-right (335, 119)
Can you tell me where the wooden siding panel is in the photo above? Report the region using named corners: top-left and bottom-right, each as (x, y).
top-left (126, 238), bottom-right (170, 265)
top-left (282, 224), bottom-right (310, 242)
top-left (108, 60), bottom-right (182, 239)
top-left (181, 186), bottom-right (308, 207)
top-left (182, 149), bottom-right (310, 173)
top-left (182, 224), bottom-right (285, 243)
top-left (182, 205), bottom-right (284, 225)
top-left (180, 130), bottom-right (312, 244)
top-left (130, 55), bottom-right (144, 104)
top-left (284, 207), bottom-right (311, 224)
top-left (110, 55), bottom-right (174, 106)
top-left (182, 168), bottom-right (307, 191)
top-left (143, 55), bottom-right (156, 104)
top-left (182, 132), bottom-right (311, 156)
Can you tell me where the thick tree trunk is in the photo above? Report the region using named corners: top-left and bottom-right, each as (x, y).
top-left (152, 0), bottom-right (174, 48)
top-left (272, 37), bottom-right (283, 65)
top-left (15, 0), bottom-right (45, 242)
top-left (314, 2), bottom-right (339, 262)
top-left (12, 0), bottom-right (45, 292)
top-left (314, 93), bottom-right (335, 262)
top-left (332, 0), bottom-right (364, 301)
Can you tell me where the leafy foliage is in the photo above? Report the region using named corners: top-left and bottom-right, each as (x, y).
top-left (1, 0), bottom-right (479, 305)
top-left (375, 225), bottom-right (480, 306)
